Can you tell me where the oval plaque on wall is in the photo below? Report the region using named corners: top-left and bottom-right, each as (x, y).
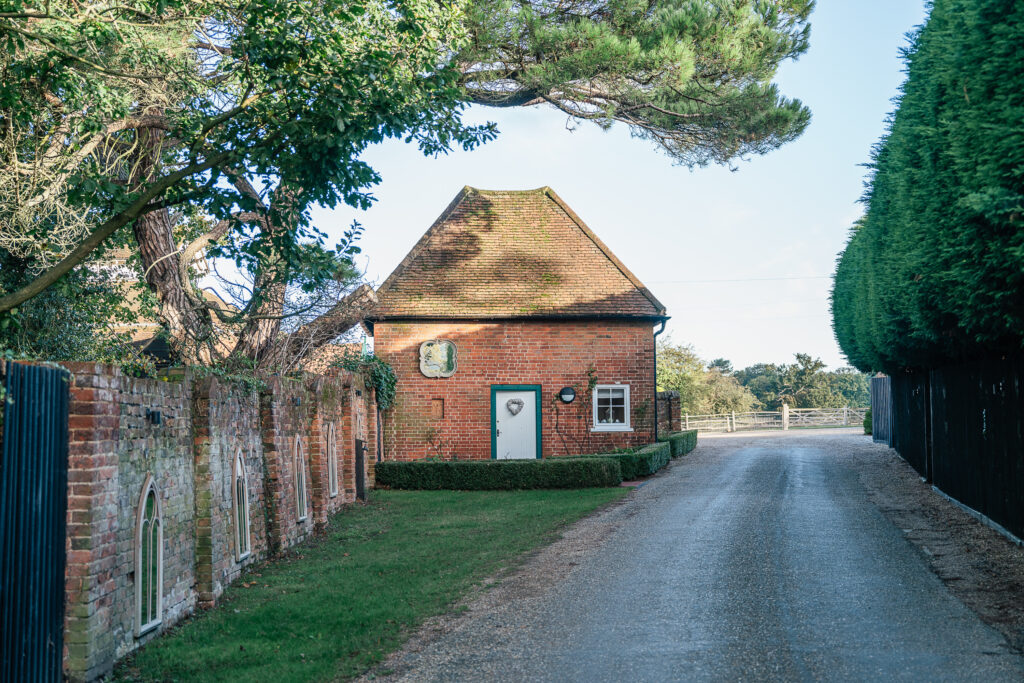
top-left (419, 339), bottom-right (458, 378)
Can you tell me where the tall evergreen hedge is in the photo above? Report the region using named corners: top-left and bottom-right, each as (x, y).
top-left (831, 0), bottom-right (1024, 373)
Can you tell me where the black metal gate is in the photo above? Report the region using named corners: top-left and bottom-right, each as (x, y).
top-left (355, 439), bottom-right (366, 501)
top-left (0, 362), bottom-right (70, 682)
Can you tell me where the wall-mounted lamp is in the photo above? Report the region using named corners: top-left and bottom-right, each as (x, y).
top-left (145, 408), bottom-right (162, 426)
top-left (558, 387), bottom-right (577, 404)
top-left (292, 396), bottom-right (302, 407)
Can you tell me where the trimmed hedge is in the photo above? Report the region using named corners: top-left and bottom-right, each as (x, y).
top-left (659, 430), bottom-right (698, 457)
top-left (634, 442), bottom-right (671, 475)
top-left (375, 458), bottom-right (622, 491)
top-left (831, 1), bottom-right (1024, 373)
top-left (571, 442), bottom-right (672, 480)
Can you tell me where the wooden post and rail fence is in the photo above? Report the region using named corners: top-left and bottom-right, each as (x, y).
top-left (681, 406), bottom-right (868, 433)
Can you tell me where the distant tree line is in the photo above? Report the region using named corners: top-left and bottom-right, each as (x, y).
top-left (657, 340), bottom-right (870, 414)
top-left (831, 0), bottom-right (1024, 373)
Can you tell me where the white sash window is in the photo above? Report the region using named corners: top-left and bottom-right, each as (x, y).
top-left (592, 384), bottom-right (632, 432)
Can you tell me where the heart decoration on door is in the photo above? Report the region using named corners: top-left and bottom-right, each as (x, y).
top-left (506, 398), bottom-right (524, 416)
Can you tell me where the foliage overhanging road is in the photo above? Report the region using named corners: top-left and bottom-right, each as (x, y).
top-left (380, 430), bottom-right (1024, 682)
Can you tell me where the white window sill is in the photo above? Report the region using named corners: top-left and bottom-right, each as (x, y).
top-left (237, 550), bottom-right (251, 562)
top-left (137, 620), bottom-right (161, 638)
top-left (591, 426), bottom-right (633, 433)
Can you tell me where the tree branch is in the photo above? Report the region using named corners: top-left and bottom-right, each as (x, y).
top-left (0, 151), bottom-right (232, 314)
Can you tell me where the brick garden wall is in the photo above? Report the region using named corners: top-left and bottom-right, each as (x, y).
top-left (656, 391), bottom-right (682, 435)
top-left (192, 376), bottom-right (266, 607)
top-left (374, 320), bottom-right (656, 460)
top-left (59, 365), bottom-right (376, 682)
top-left (63, 363), bottom-right (197, 680)
top-left (308, 372), bottom-right (375, 519)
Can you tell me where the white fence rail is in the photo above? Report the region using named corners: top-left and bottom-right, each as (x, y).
top-left (683, 406), bottom-right (868, 433)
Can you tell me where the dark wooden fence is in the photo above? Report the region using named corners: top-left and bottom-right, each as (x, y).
top-left (0, 362), bottom-right (71, 682)
top-left (873, 356), bottom-right (1024, 541)
top-left (870, 376), bottom-right (893, 445)
top-left (890, 372), bottom-right (932, 481)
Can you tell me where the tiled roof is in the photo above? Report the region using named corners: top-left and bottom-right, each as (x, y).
top-left (370, 187), bottom-right (666, 321)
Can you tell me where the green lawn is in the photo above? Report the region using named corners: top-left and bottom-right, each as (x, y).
top-left (115, 488), bottom-right (628, 682)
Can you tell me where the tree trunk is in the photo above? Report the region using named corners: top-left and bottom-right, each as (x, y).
top-left (256, 284), bottom-right (378, 372)
top-left (229, 280), bottom-right (287, 365)
top-left (131, 125), bottom-right (217, 364)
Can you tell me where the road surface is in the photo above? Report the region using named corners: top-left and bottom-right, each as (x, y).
top-left (378, 429), bottom-right (1024, 682)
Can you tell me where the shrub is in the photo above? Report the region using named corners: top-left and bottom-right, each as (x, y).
top-left (572, 442), bottom-right (673, 479)
top-left (634, 442), bottom-right (671, 474)
top-left (864, 408), bottom-right (873, 436)
top-left (587, 452), bottom-right (646, 480)
top-left (375, 458), bottom-right (622, 490)
top-left (658, 430), bottom-right (698, 457)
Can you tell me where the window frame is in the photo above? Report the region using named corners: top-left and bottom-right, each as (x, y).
top-left (294, 436), bottom-right (308, 522)
top-left (591, 384), bottom-right (632, 432)
top-left (327, 422), bottom-right (339, 499)
top-left (134, 475), bottom-right (163, 637)
top-left (232, 452), bottom-right (252, 561)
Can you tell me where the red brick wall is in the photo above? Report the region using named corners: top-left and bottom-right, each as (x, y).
top-left (260, 376), bottom-right (316, 553)
top-left (57, 365), bottom-right (376, 681)
top-left (192, 376), bottom-right (267, 608)
top-left (307, 371), bottom-right (363, 525)
top-left (374, 320), bottom-right (656, 460)
top-left (63, 364), bottom-right (196, 681)
top-left (657, 390), bottom-right (682, 435)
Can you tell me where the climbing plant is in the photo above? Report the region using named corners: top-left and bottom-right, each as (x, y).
top-left (331, 348), bottom-right (397, 410)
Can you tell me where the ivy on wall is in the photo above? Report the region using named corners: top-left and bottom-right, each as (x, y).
top-left (331, 349), bottom-right (397, 410)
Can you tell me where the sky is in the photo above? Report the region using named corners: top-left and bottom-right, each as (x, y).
top-left (311, 1), bottom-right (929, 371)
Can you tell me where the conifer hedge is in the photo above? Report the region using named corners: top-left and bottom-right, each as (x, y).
top-left (831, 0), bottom-right (1024, 373)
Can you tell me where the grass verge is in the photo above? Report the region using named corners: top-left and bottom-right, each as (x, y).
top-left (115, 488), bottom-right (628, 682)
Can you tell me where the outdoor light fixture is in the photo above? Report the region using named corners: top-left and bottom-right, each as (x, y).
top-left (558, 387), bottom-right (577, 404)
top-left (145, 408), bottom-right (162, 426)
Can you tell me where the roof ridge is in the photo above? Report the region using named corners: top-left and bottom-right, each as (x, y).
top-left (465, 186), bottom-right (549, 195)
top-left (541, 188), bottom-right (666, 315)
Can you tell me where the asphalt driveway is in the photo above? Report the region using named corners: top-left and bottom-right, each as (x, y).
top-left (373, 430), bottom-right (1024, 682)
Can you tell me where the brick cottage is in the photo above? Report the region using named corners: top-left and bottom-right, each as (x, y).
top-left (368, 187), bottom-right (669, 460)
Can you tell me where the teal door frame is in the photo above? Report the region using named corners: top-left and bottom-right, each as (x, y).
top-left (490, 384), bottom-right (543, 460)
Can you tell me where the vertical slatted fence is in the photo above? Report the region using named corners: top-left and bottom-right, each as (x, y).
top-left (870, 376), bottom-right (893, 446)
top-left (928, 357), bottom-right (1023, 540)
top-left (0, 362), bottom-right (70, 682)
top-left (889, 371), bottom-right (931, 480)
top-left (877, 356), bottom-right (1023, 541)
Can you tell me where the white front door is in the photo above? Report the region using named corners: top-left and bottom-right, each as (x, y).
top-left (494, 389), bottom-right (537, 460)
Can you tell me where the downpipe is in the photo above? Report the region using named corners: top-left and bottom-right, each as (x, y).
top-left (653, 319), bottom-right (667, 441)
